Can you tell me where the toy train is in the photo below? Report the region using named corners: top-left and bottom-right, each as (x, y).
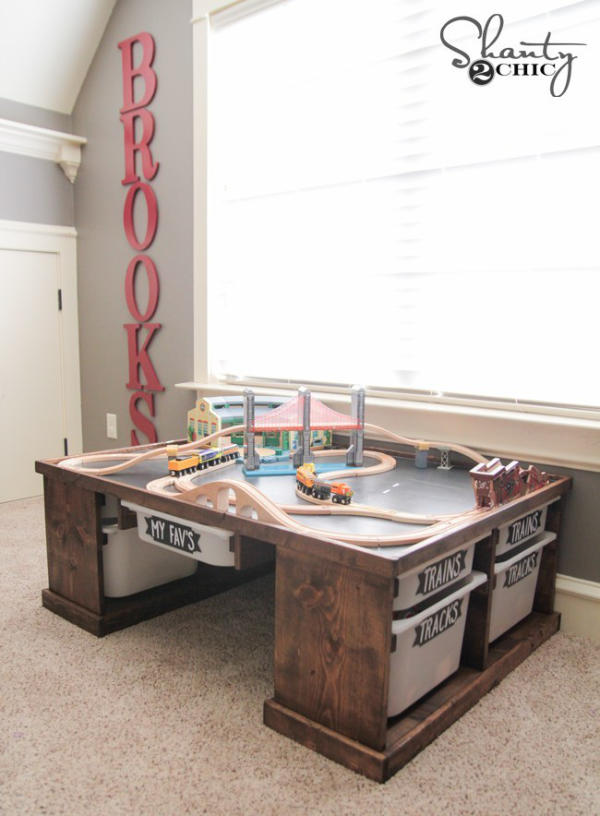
top-left (166, 443), bottom-right (240, 477)
top-left (296, 463), bottom-right (353, 504)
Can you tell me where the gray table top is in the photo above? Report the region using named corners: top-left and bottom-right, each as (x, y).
top-left (89, 453), bottom-right (476, 556)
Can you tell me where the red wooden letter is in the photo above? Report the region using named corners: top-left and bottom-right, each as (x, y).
top-left (124, 323), bottom-right (165, 392)
top-left (120, 108), bottom-right (159, 184)
top-left (118, 32), bottom-right (157, 114)
top-left (125, 255), bottom-right (159, 321)
top-left (123, 182), bottom-right (158, 251)
top-left (129, 391), bottom-right (158, 445)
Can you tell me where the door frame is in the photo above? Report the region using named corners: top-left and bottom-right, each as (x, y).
top-left (0, 218), bottom-right (82, 457)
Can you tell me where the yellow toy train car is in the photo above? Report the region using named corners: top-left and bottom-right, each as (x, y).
top-left (166, 443), bottom-right (240, 477)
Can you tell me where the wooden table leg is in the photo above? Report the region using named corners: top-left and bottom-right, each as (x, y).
top-left (461, 531), bottom-right (497, 670)
top-left (266, 547), bottom-right (395, 753)
top-left (534, 498), bottom-right (562, 615)
top-left (41, 475), bottom-right (105, 632)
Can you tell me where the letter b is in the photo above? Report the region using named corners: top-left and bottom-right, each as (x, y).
top-left (118, 32), bottom-right (157, 113)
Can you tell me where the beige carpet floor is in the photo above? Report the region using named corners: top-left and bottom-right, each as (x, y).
top-left (1, 496), bottom-right (599, 816)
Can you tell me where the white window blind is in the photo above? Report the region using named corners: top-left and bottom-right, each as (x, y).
top-left (207, 0), bottom-right (600, 409)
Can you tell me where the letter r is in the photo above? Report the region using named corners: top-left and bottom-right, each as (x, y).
top-left (121, 109), bottom-right (159, 184)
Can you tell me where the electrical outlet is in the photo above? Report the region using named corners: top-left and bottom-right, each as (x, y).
top-left (106, 413), bottom-right (118, 439)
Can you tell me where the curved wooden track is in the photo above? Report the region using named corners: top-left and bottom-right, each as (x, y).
top-left (311, 448), bottom-right (397, 481)
top-left (56, 418), bottom-right (487, 546)
top-left (146, 469), bottom-right (459, 528)
top-left (173, 478), bottom-right (482, 547)
top-left (363, 423), bottom-right (488, 464)
top-left (145, 457), bottom-right (242, 497)
top-left (58, 425), bottom-right (246, 475)
top-left (288, 489), bottom-right (457, 525)
top-left (58, 419), bottom-right (487, 476)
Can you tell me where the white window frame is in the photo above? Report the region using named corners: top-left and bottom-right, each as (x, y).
top-left (188, 0), bottom-right (600, 472)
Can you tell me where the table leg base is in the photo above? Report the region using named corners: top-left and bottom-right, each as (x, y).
top-left (264, 611), bottom-right (560, 782)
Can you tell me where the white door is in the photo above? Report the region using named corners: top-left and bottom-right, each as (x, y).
top-left (0, 248), bottom-right (65, 502)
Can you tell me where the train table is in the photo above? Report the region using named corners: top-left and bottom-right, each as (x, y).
top-left (36, 433), bottom-right (570, 782)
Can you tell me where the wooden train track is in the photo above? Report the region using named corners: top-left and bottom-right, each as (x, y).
top-left (57, 422), bottom-right (488, 547)
top-left (58, 422), bottom-right (487, 476)
top-left (288, 488), bottom-right (458, 525)
top-left (169, 478), bottom-right (482, 548)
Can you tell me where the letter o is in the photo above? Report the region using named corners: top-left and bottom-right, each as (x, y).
top-left (125, 255), bottom-right (159, 321)
top-left (123, 182), bottom-right (158, 250)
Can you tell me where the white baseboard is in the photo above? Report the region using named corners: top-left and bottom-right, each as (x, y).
top-left (555, 574), bottom-right (600, 642)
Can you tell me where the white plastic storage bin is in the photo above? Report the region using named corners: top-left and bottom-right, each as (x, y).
top-left (394, 539), bottom-right (477, 613)
top-left (388, 571), bottom-right (487, 717)
top-left (489, 531), bottom-right (557, 642)
top-left (103, 525), bottom-right (197, 598)
top-left (496, 503), bottom-right (551, 558)
top-left (123, 502), bottom-right (236, 568)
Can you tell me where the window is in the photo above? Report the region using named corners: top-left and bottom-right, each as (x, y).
top-left (199, 0), bottom-right (599, 411)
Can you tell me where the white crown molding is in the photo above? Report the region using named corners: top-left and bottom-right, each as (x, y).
top-left (0, 117), bottom-right (87, 183)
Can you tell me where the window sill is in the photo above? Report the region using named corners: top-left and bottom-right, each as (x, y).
top-left (175, 381), bottom-right (600, 473)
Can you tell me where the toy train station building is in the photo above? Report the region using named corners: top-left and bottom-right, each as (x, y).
top-left (187, 395), bottom-right (333, 452)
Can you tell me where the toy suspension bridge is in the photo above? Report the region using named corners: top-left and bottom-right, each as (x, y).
top-left (243, 385), bottom-right (366, 471)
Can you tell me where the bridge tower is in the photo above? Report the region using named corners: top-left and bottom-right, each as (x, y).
top-left (243, 388), bottom-right (261, 471)
top-left (292, 386), bottom-right (314, 467)
top-left (346, 384), bottom-right (365, 466)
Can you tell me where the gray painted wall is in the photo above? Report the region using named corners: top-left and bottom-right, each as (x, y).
top-left (0, 98), bottom-right (72, 131)
top-left (0, 153), bottom-right (74, 225)
top-left (0, 98), bottom-right (75, 225)
top-left (72, 0), bottom-right (194, 451)
top-left (532, 463), bottom-right (600, 584)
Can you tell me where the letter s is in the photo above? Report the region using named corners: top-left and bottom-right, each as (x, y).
top-left (129, 390), bottom-right (158, 445)
top-left (440, 16), bottom-right (482, 68)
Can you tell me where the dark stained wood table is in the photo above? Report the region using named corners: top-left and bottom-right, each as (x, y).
top-left (35, 442), bottom-right (571, 782)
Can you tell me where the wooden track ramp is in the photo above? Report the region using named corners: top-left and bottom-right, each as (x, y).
top-left (57, 425), bottom-right (246, 476)
top-left (311, 449), bottom-right (397, 480)
top-left (287, 489), bottom-right (457, 525)
top-left (172, 478), bottom-right (480, 547)
top-left (57, 419), bottom-right (487, 477)
top-left (363, 423), bottom-right (488, 464)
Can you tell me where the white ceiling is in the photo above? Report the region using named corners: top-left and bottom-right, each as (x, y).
top-left (0, 0), bottom-right (117, 115)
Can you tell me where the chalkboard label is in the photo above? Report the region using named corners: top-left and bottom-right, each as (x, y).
top-left (417, 549), bottom-right (468, 596)
top-left (508, 510), bottom-right (543, 548)
top-left (503, 551), bottom-right (538, 589)
top-left (144, 515), bottom-right (201, 555)
top-left (413, 599), bottom-right (463, 647)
